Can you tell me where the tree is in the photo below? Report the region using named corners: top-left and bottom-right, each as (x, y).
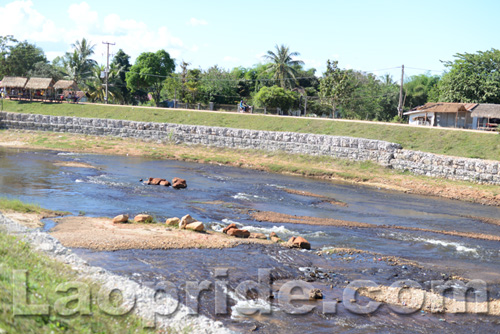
top-left (319, 60), bottom-right (356, 117)
top-left (126, 50), bottom-right (175, 107)
top-left (63, 38), bottom-right (97, 84)
top-left (110, 49), bottom-right (133, 104)
top-left (438, 49), bottom-right (500, 103)
top-left (28, 61), bottom-right (64, 80)
top-left (1, 41), bottom-right (47, 77)
top-left (199, 66), bottom-right (238, 104)
top-left (84, 64), bottom-right (123, 103)
top-left (263, 44), bottom-right (304, 89)
top-left (404, 74), bottom-right (440, 109)
top-left (254, 85), bottom-right (298, 112)
top-left (0, 35), bottom-right (18, 77)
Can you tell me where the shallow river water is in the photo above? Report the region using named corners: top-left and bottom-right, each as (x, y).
top-left (1, 147), bottom-right (500, 333)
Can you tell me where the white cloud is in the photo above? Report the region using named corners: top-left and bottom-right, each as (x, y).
top-left (0, 1), bottom-right (188, 64)
top-left (187, 18), bottom-right (208, 26)
top-left (0, 0), bottom-right (59, 42)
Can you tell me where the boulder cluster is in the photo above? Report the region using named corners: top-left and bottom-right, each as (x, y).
top-left (112, 213), bottom-right (205, 232)
top-left (143, 177), bottom-right (187, 189)
top-left (111, 214), bottom-right (311, 249)
top-left (222, 224), bottom-right (311, 249)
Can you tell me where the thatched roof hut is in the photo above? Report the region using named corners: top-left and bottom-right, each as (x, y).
top-left (25, 77), bottom-right (55, 90)
top-left (0, 76), bottom-right (28, 88)
top-left (54, 80), bottom-right (79, 91)
top-left (471, 104), bottom-right (500, 119)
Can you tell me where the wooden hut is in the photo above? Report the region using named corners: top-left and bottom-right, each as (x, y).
top-left (404, 102), bottom-right (477, 129)
top-left (53, 80), bottom-right (80, 102)
top-left (471, 104), bottom-right (500, 131)
top-left (53, 80), bottom-right (79, 91)
top-left (24, 77), bottom-right (55, 101)
top-left (0, 76), bottom-right (28, 99)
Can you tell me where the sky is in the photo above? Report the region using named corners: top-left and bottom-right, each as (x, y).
top-left (1, 0), bottom-right (500, 81)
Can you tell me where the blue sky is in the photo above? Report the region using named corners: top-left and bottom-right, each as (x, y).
top-left (1, 0), bottom-right (499, 80)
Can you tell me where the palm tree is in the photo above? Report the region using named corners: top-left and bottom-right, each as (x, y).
top-left (84, 64), bottom-right (123, 103)
top-left (63, 38), bottom-right (97, 84)
top-left (263, 44), bottom-right (304, 89)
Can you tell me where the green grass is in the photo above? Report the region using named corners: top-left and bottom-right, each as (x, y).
top-left (0, 197), bottom-right (67, 216)
top-left (0, 232), bottom-right (153, 333)
top-left (3, 100), bottom-right (500, 161)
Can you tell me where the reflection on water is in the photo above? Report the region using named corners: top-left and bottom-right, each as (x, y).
top-left (1, 147), bottom-right (500, 332)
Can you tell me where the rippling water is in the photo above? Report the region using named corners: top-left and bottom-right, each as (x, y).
top-left (1, 147), bottom-right (500, 333)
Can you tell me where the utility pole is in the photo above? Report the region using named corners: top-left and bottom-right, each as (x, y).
top-left (102, 41), bottom-right (115, 104)
top-left (397, 64), bottom-right (404, 118)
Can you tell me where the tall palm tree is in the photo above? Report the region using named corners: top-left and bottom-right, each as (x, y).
top-left (263, 44), bottom-right (304, 89)
top-left (84, 64), bottom-right (123, 103)
top-left (63, 38), bottom-right (97, 84)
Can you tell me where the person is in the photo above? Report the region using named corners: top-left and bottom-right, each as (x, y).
top-left (67, 92), bottom-right (72, 103)
top-left (240, 100), bottom-right (247, 112)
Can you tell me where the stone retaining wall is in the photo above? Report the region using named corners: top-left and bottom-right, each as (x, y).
top-left (391, 150), bottom-right (500, 185)
top-left (0, 112), bottom-right (400, 166)
top-left (1, 111), bottom-right (499, 185)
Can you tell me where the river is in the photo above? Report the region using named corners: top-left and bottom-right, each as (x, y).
top-left (1, 147), bottom-right (499, 333)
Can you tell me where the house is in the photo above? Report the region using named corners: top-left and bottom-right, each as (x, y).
top-left (53, 80), bottom-right (79, 92)
top-left (404, 102), bottom-right (478, 129)
top-left (24, 77), bottom-right (55, 100)
top-left (0, 76), bottom-right (28, 98)
top-left (471, 104), bottom-right (500, 131)
top-left (53, 80), bottom-right (87, 102)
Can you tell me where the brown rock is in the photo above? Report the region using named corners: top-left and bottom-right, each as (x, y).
top-left (180, 214), bottom-right (197, 229)
top-left (147, 178), bottom-right (166, 185)
top-left (159, 180), bottom-right (171, 187)
top-left (134, 214), bottom-right (153, 223)
top-left (249, 233), bottom-right (267, 240)
top-left (165, 217), bottom-right (180, 227)
top-left (172, 177), bottom-right (187, 189)
top-left (309, 288), bottom-right (323, 300)
top-left (270, 232), bottom-right (278, 238)
top-left (288, 236), bottom-right (311, 250)
top-left (112, 214), bottom-right (129, 224)
top-left (227, 229), bottom-right (250, 238)
top-left (186, 221), bottom-right (204, 232)
top-left (271, 236), bottom-right (282, 243)
top-left (222, 223), bottom-right (238, 234)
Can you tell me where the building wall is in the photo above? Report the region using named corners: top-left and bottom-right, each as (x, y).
top-left (408, 112), bottom-right (434, 126)
top-left (1, 111), bottom-right (499, 185)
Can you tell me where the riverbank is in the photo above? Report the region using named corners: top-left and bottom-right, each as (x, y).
top-left (1, 129), bottom-right (499, 206)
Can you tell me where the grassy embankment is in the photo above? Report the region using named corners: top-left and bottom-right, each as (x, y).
top-left (0, 198), bottom-right (158, 333)
top-left (2, 100), bottom-right (500, 161)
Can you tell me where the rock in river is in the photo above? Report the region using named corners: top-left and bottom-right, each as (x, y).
top-left (222, 223), bottom-right (237, 234)
top-left (134, 214), bottom-right (153, 223)
top-left (309, 288), bottom-right (323, 300)
top-left (180, 214), bottom-right (197, 229)
top-left (249, 233), bottom-right (267, 240)
top-left (165, 217), bottom-right (180, 227)
top-left (159, 180), bottom-right (171, 187)
top-left (227, 229), bottom-right (250, 238)
top-left (172, 177), bottom-right (187, 189)
top-left (112, 214), bottom-right (129, 224)
top-left (186, 221), bottom-right (204, 232)
top-left (288, 236), bottom-right (311, 250)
